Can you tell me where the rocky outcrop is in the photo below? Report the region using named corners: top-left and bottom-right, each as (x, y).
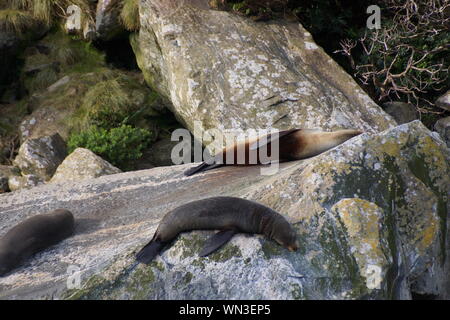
top-left (96, 0), bottom-right (126, 41)
top-left (382, 102), bottom-right (418, 125)
top-left (436, 90), bottom-right (450, 111)
top-left (13, 133), bottom-right (67, 181)
top-left (134, 0), bottom-right (396, 140)
top-left (146, 137), bottom-right (180, 167)
top-left (0, 121), bottom-right (448, 300)
top-left (8, 174), bottom-right (42, 192)
top-left (435, 116), bottom-right (450, 148)
top-left (50, 148), bottom-right (122, 183)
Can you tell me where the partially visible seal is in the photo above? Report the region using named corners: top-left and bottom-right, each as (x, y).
top-left (136, 197), bottom-right (298, 264)
top-left (0, 209), bottom-right (75, 276)
top-left (184, 128), bottom-right (363, 176)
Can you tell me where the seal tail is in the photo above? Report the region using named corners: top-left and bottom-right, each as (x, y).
top-left (184, 162), bottom-right (224, 176)
top-left (136, 239), bottom-right (165, 264)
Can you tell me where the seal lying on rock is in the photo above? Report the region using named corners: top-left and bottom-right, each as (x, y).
top-left (184, 128), bottom-right (363, 176)
top-left (0, 209), bottom-right (75, 276)
top-left (136, 197), bottom-right (298, 264)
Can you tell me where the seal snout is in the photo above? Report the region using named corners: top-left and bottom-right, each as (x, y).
top-left (288, 241), bottom-right (299, 252)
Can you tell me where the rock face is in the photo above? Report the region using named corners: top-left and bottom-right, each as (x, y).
top-left (96, 0), bottom-right (126, 41)
top-left (382, 102), bottom-right (418, 124)
top-left (134, 0), bottom-right (396, 139)
top-left (0, 121), bottom-right (448, 300)
top-left (8, 174), bottom-right (43, 192)
top-left (13, 134), bottom-right (67, 181)
top-left (50, 148), bottom-right (122, 183)
top-left (436, 90), bottom-right (450, 111)
top-left (435, 116), bottom-right (450, 148)
top-left (146, 137), bottom-right (180, 167)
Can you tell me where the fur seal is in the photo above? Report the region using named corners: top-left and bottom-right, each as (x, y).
top-left (136, 196), bottom-right (298, 264)
top-left (184, 128), bottom-right (362, 176)
top-left (0, 209), bottom-right (75, 276)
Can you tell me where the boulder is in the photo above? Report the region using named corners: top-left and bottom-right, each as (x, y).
top-left (146, 137), bottom-right (180, 167)
top-left (435, 116), bottom-right (450, 148)
top-left (19, 105), bottom-right (74, 143)
top-left (8, 174), bottom-right (43, 192)
top-left (133, 0), bottom-right (396, 140)
top-left (95, 0), bottom-right (126, 41)
top-left (13, 133), bottom-right (67, 181)
top-left (0, 165), bottom-right (19, 193)
top-left (50, 148), bottom-right (122, 183)
top-left (0, 121), bottom-right (448, 300)
top-left (382, 101), bottom-right (418, 124)
top-left (435, 90), bottom-right (450, 111)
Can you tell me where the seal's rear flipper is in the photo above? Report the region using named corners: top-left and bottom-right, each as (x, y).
top-left (184, 163), bottom-right (224, 176)
top-left (199, 229), bottom-right (236, 257)
top-left (136, 240), bottom-right (164, 264)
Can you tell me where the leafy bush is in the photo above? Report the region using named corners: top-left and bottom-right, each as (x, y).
top-left (67, 125), bottom-right (153, 170)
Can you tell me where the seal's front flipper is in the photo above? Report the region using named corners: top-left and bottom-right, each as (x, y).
top-left (184, 163), bottom-right (224, 176)
top-left (136, 239), bottom-right (164, 264)
top-left (199, 229), bottom-right (236, 257)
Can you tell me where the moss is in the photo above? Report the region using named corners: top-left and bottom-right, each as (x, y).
top-left (63, 274), bottom-right (107, 300)
top-left (290, 283), bottom-right (304, 300)
top-left (179, 234), bottom-right (206, 260)
top-left (407, 152), bottom-right (448, 264)
top-left (125, 265), bottom-right (156, 299)
top-left (261, 241), bottom-right (284, 259)
top-left (191, 258), bottom-right (206, 269)
top-left (183, 272), bottom-right (193, 285)
top-left (209, 243), bottom-right (242, 262)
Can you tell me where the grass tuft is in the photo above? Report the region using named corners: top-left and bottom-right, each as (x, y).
top-left (0, 9), bottom-right (36, 33)
top-left (120, 0), bottom-right (140, 31)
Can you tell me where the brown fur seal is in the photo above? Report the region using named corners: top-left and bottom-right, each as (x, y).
top-left (184, 128), bottom-right (363, 176)
top-left (136, 196), bottom-right (298, 264)
top-left (0, 209), bottom-right (75, 276)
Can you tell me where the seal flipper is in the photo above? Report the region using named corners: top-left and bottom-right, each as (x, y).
top-left (136, 239), bottom-right (165, 264)
top-left (199, 229), bottom-right (237, 257)
top-left (184, 162), bottom-right (224, 176)
top-left (249, 129), bottom-right (302, 150)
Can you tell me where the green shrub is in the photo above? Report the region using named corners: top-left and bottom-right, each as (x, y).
top-left (67, 125), bottom-right (153, 170)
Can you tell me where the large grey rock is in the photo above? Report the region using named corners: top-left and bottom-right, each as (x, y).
top-left (382, 101), bottom-right (418, 124)
top-left (435, 116), bottom-right (450, 148)
top-left (146, 137), bottom-right (180, 167)
top-left (436, 90), bottom-right (450, 111)
top-left (13, 134), bottom-right (67, 181)
top-left (134, 0), bottom-right (396, 140)
top-left (0, 121), bottom-right (448, 300)
top-left (95, 0), bottom-right (126, 41)
top-left (50, 148), bottom-right (122, 183)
